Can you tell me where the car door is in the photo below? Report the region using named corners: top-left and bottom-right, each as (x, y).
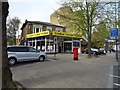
top-left (15, 47), bottom-right (31, 61)
top-left (28, 47), bottom-right (40, 60)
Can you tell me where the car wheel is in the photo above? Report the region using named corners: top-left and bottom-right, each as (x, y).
top-left (39, 56), bottom-right (45, 62)
top-left (9, 58), bottom-right (16, 65)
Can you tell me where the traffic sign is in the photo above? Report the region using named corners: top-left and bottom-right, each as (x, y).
top-left (107, 40), bottom-right (116, 42)
top-left (54, 36), bottom-right (57, 44)
top-left (110, 28), bottom-right (119, 37)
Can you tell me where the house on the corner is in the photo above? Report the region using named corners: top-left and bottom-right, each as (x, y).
top-left (21, 20), bottom-right (84, 54)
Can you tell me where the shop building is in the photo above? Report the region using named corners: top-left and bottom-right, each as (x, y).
top-left (21, 20), bottom-right (84, 54)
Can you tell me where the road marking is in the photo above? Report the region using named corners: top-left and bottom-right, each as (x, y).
top-left (110, 75), bottom-right (120, 78)
top-left (107, 66), bottom-right (113, 88)
top-left (113, 83), bottom-right (120, 86)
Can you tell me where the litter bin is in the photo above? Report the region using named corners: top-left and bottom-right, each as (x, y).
top-left (73, 48), bottom-right (78, 60)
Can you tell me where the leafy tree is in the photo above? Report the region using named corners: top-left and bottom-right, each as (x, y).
top-left (58, 0), bottom-right (113, 58)
top-left (7, 17), bottom-right (21, 45)
top-left (92, 21), bottom-right (109, 48)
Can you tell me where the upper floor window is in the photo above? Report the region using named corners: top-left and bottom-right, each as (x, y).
top-left (56, 27), bottom-right (63, 32)
top-left (33, 25), bottom-right (42, 33)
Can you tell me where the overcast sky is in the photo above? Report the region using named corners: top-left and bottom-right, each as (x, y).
top-left (8, 0), bottom-right (61, 23)
top-left (8, 0), bottom-right (62, 35)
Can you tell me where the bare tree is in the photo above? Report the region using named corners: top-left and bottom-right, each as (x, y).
top-left (7, 17), bottom-right (21, 45)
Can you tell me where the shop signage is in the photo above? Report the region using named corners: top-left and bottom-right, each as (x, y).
top-left (26, 31), bottom-right (84, 39)
top-left (52, 31), bottom-right (84, 38)
top-left (26, 31), bottom-right (50, 38)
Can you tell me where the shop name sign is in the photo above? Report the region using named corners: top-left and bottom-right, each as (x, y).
top-left (26, 31), bottom-right (84, 39)
top-left (26, 31), bottom-right (50, 38)
top-left (52, 31), bottom-right (84, 38)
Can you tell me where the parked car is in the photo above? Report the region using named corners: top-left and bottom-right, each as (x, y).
top-left (98, 48), bottom-right (106, 55)
top-left (82, 48), bottom-right (99, 54)
top-left (7, 46), bottom-right (47, 65)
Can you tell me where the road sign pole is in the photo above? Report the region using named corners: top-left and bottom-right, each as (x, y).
top-left (110, 28), bottom-right (119, 62)
top-left (115, 37), bottom-right (118, 61)
top-left (54, 36), bottom-right (57, 58)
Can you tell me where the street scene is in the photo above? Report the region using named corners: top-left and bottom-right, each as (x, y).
top-left (1, 0), bottom-right (120, 89)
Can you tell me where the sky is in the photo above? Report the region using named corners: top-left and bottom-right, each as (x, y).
top-left (8, 0), bottom-right (61, 35)
top-left (8, 0), bottom-right (61, 23)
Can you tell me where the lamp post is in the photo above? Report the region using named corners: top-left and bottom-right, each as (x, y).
top-left (115, 1), bottom-right (118, 61)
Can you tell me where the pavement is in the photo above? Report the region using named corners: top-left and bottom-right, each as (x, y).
top-left (10, 53), bottom-right (118, 88)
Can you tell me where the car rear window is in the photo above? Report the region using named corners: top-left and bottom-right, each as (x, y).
top-left (7, 47), bottom-right (29, 52)
top-left (7, 47), bottom-right (16, 52)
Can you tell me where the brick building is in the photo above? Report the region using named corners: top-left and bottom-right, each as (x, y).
top-left (21, 20), bottom-right (84, 54)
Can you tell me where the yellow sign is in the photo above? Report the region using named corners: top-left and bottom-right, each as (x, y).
top-left (52, 31), bottom-right (84, 38)
top-left (26, 31), bottom-right (50, 38)
top-left (26, 31), bottom-right (84, 38)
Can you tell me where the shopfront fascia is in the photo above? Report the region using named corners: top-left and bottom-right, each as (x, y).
top-left (26, 31), bottom-right (84, 54)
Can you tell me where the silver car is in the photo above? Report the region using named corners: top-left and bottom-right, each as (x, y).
top-left (7, 46), bottom-right (47, 65)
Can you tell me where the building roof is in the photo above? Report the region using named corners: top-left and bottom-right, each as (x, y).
top-left (21, 20), bottom-right (65, 30)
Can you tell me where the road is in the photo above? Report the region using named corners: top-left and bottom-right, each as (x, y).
top-left (10, 53), bottom-right (118, 88)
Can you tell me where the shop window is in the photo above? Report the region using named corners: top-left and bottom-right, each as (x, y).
top-left (29, 42), bottom-right (32, 46)
top-left (33, 42), bottom-right (35, 48)
top-left (46, 41), bottom-right (54, 52)
top-left (73, 42), bottom-right (80, 47)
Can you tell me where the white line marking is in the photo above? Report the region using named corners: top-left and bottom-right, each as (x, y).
top-left (110, 75), bottom-right (120, 78)
top-left (113, 83), bottom-right (120, 86)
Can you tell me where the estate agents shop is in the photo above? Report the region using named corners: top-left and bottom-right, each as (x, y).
top-left (21, 20), bottom-right (84, 54)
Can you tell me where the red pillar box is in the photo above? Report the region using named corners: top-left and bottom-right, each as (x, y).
top-left (73, 48), bottom-right (78, 60)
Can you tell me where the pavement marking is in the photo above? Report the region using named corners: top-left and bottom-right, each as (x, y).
top-left (110, 75), bottom-right (120, 78)
top-left (73, 60), bottom-right (93, 64)
top-left (113, 83), bottom-right (120, 86)
top-left (107, 66), bottom-right (113, 88)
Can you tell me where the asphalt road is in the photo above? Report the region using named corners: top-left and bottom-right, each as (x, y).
top-left (10, 53), bottom-right (118, 88)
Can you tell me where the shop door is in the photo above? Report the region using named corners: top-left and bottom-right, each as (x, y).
top-left (64, 43), bottom-right (72, 52)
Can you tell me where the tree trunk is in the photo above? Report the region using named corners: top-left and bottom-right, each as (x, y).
top-left (87, 33), bottom-right (92, 58)
top-left (1, 1), bottom-right (16, 89)
top-left (86, 2), bottom-right (92, 59)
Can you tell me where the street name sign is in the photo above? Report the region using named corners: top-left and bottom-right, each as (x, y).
top-left (107, 39), bottom-right (116, 42)
top-left (110, 28), bottom-right (119, 37)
